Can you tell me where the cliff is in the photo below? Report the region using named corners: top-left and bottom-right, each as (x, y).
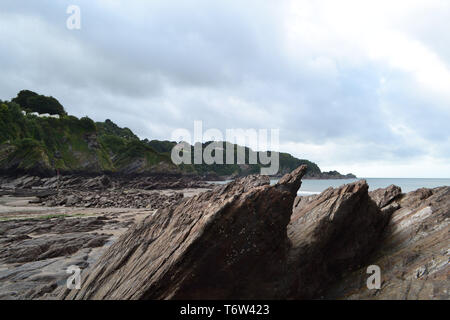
top-left (0, 91), bottom-right (353, 178)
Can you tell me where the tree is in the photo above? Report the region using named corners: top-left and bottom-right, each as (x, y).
top-left (12, 90), bottom-right (67, 115)
top-left (26, 95), bottom-right (66, 115)
top-left (12, 90), bottom-right (38, 108)
top-left (79, 116), bottom-right (96, 132)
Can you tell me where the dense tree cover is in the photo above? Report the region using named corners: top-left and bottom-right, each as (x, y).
top-left (144, 139), bottom-right (176, 154)
top-left (96, 119), bottom-right (138, 141)
top-left (1, 91), bottom-right (326, 176)
top-left (79, 116), bottom-right (96, 132)
top-left (169, 141), bottom-right (322, 176)
top-left (0, 101), bottom-right (110, 174)
top-left (12, 90), bottom-right (66, 115)
top-left (11, 90), bottom-right (37, 108)
top-left (278, 152), bottom-right (321, 175)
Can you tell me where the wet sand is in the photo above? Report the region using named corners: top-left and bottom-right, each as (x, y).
top-left (0, 188), bottom-right (208, 299)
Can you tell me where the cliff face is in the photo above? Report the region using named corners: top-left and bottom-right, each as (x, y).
top-left (61, 166), bottom-right (431, 300)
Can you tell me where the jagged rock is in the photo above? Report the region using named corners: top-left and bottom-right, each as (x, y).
top-left (41, 189), bottom-right (184, 209)
top-left (3, 167), bottom-right (446, 300)
top-left (0, 174), bottom-right (211, 192)
top-left (369, 185), bottom-right (402, 209)
top-left (0, 247), bottom-right (98, 300)
top-left (0, 232), bottom-right (110, 264)
top-left (63, 168), bottom-right (391, 300)
top-left (0, 216), bottom-right (107, 237)
top-left (63, 166), bottom-right (308, 300)
top-left (0, 206), bottom-right (148, 300)
top-left (325, 186), bottom-right (450, 299)
top-left (285, 180), bottom-right (389, 299)
top-left (65, 195), bottom-right (78, 207)
top-left (292, 193), bottom-right (318, 210)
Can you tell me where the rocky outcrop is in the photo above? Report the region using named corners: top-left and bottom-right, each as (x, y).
top-left (64, 166), bottom-right (308, 300)
top-left (0, 207), bottom-right (145, 300)
top-left (369, 184), bottom-right (402, 211)
top-left (36, 189), bottom-right (184, 209)
top-left (2, 166), bottom-right (447, 300)
top-left (286, 181), bottom-right (389, 299)
top-left (0, 174), bottom-right (211, 192)
top-left (304, 171), bottom-right (357, 180)
top-left (0, 233), bottom-right (110, 264)
top-left (0, 216), bottom-right (112, 264)
top-left (326, 185), bottom-right (449, 299)
top-left (62, 166), bottom-right (392, 300)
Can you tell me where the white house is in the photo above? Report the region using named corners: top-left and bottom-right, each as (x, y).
top-left (25, 111), bottom-right (60, 119)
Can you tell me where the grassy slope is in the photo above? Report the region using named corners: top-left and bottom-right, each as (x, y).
top-left (0, 96), bottom-right (324, 177)
top-left (0, 102), bottom-right (176, 175)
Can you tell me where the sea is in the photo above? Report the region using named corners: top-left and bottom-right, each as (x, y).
top-left (209, 178), bottom-right (450, 196)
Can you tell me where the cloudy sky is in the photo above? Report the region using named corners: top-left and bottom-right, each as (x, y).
top-left (0, 0), bottom-right (449, 177)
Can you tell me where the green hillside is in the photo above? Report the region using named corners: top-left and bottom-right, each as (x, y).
top-left (150, 141), bottom-right (322, 177)
top-left (0, 90), bottom-right (331, 177)
top-left (0, 95), bottom-right (177, 176)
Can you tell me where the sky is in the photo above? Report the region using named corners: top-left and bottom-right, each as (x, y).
top-left (0, 0), bottom-right (449, 178)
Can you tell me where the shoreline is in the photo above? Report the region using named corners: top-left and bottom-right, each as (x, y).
top-left (0, 174), bottom-right (448, 299)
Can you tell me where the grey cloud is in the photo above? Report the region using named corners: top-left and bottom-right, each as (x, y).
top-left (0, 0), bottom-right (449, 176)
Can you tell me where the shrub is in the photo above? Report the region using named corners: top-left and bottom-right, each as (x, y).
top-left (79, 116), bottom-right (96, 132)
top-left (26, 95), bottom-right (66, 115)
top-left (12, 90), bottom-right (38, 108)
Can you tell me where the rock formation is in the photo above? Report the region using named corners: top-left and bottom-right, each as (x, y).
top-left (63, 166), bottom-right (393, 300)
top-left (2, 165), bottom-right (447, 300)
top-left (0, 174), bottom-right (211, 192)
top-left (64, 166), bottom-right (308, 299)
top-left (38, 189), bottom-right (184, 209)
top-left (286, 180), bottom-right (390, 299)
top-left (0, 217), bottom-right (111, 265)
top-left (325, 185), bottom-right (449, 299)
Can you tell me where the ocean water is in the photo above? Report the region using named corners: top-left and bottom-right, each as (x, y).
top-left (209, 178), bottom-right (450, 196)
top-left (276, 178), bottom-right (450, 196)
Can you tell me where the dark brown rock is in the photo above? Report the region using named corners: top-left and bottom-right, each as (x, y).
top-left (325, 186), bottom-right (449, 299)
top-left (369, 184), bottom-right (402, 209)
top-left (285, 180), bottom-right (389, 299)
top-left (5, 167), bottom-right (439, 301)
top-left (0, 232), bottom-right (110, 264)
top-left (63, 167), bottom-right (391, 300)
top-left (0, 174), bottom-right (211, 192)
top-left (64, 166), bottom-right (308, 300)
